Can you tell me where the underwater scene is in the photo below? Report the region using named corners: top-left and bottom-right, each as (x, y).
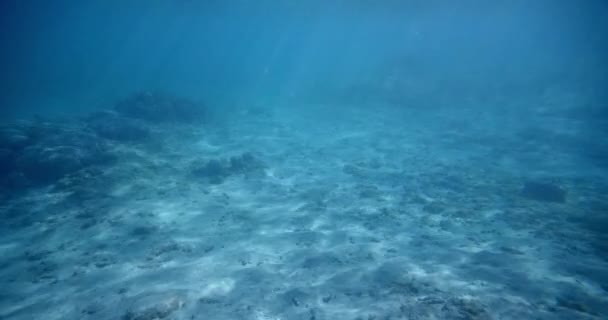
top-left (1, 1), bottom-right (607, 319)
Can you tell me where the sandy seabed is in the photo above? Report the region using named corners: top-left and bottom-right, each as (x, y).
top-left (1, 104), bottom-right (607, 320)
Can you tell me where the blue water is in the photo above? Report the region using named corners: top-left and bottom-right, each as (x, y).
top-left (1, 1), bottom-right (607, 319)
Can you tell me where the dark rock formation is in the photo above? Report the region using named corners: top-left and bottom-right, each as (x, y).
top-left (1, 90), bottom-right (210, 193)
top-left (1, 120), bottom-right (115, 188)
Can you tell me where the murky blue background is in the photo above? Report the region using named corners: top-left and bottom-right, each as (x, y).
top-left (1, 1), bottom-right (606, 119)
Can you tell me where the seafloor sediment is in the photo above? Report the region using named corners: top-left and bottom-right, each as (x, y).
top-left (0, 93), bottom-right (607, 320)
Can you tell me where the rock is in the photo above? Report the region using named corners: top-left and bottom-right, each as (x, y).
top-left (521, 181), bottom-right (566, 203)
top-left (115, 91), bottom-right (206, 123)
top-left (1, 120), bottom-right (118, 192)
top-left (14, 124), bottom-right (115, 185)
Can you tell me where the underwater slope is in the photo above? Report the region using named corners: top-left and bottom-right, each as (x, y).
top-left (1, 93), bottom-right (607, 319)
